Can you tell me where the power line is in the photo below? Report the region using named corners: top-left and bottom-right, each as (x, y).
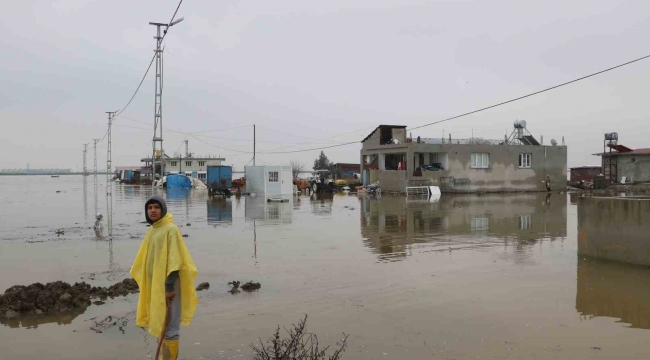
top-left (188, 134), bottom-right (253, 154)
top-left (261, 124), bottom-right (377, 152)
top-left (253, 52), bottom-right (650, 154)
top-left (175, 134), bottom-right (188, 155)
top-left (256, 125), bottom-right (337, 142)
top-left (192, 133), bottom-right (285, 144)
top-left (188, 125), bottom-right (253, 134)
top-left (113, 123), bottom-right (282, 143)
top-left (258, 141), bottom-right (359, 154)
top-left (116, 115), bottom-right (252, 136)
top-left (114, 0), bottom-right (184, 117)
top-left (408, 52), bottom-right (650, 131)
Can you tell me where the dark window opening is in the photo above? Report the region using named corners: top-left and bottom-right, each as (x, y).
top-left (385, 154), bottom-right (406, 171)
top-left (380, 127), bottom-right (394, 145)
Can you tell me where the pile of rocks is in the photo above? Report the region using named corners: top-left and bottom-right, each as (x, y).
top-left (0, 278), bottom-right (139, 320)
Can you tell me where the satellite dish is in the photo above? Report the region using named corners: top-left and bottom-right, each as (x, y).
top-left (551, 139), bottom-right (557, 146)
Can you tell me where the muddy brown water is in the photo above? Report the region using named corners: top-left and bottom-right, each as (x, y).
top-left (2, 175), bottom-right (650, 359)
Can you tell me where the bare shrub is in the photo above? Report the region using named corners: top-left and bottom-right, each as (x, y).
top-left (251, 315), bottom-right (348, 360)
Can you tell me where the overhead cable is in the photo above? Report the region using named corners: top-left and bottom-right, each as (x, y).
top-left (114, 0), bottom-right (184, 116)
top-left (261, 52), bottom-right (650, 153)
top-left (407, 52), bottom-right (650, 131)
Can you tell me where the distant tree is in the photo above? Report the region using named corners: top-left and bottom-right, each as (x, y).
top-left (290, 160), bottom-right (306, 179)
top-left (313, 151), bottom-right (332, 171)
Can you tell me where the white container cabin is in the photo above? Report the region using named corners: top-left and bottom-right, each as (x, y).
top-left (244, 166), bottom-right (293, 197)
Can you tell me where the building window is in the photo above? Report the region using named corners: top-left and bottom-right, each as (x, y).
top-left (519, 215), bottom-right (532, 230)
top-left (471, 217), bottom-right (489, 232)
top-left (519, 153), bottom-right (532, 168)
top-left (471, 153), bottom-right (489, 169)
top-left (170, 161), bottom-right (177, 167)
top-left (268, 171), bottom-right (279, 183)
top-left (198, 173), bottom-right (207, 180)
top-left (198, 161), bottom-right (205, 167)
top-left (185, 161), bottom-right (192, 167)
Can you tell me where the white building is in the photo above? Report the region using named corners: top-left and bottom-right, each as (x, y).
top-left (245, 166), bottom-right (293, 197)
top-left (141, 155), bottom-right (225, 181)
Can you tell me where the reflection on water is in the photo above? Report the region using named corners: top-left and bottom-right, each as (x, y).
top-left (0, 307), bottom-right (87, 329)
top-left (310, 193), bottom-right (334, 215)
top-left (576, 258), bottom-right (650, 329)
top-left (245, 196), bottom-right (293, 224)
top-left (8, 176), bottom-right (650, 359)
top-left (206, 197), bottom-right (233, 225)
top-left (360, 193), bottom-right (567, 260)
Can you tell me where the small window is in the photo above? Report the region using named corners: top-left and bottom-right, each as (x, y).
top-left (471, 217), bottom-right (489, 232)
top-left (170, 161), bottom-right (177, 167)
top-left (198, 161), bottom-right (205, 167)
top-left (519, 153), bottom-right (532, 168)
top-left (185, 161), bottom-right (192, 167)
top-left (268, 171), bottom-right (279, 183)
top-left (471, 153), bottom-right (489, 169)
top-left (198, 173), bottom-right (207, 180)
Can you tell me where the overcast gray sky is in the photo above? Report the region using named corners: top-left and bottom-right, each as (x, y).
top-left (1, 0), bottom-right (649, 172)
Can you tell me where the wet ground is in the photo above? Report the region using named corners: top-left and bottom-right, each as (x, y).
top-left (2, 175), bottom-right (650, 359)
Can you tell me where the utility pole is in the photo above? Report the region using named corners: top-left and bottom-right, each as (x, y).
top-left (82, 143), bottom-right (89, 175)
top-left (106, 112), bottom-right (115, 188)
top-left (150, 17), bottom-right (184, 183)
top-left (106, 111), bottom-right (115, 241)
top-left (253, 124), bottom-right (256, 165)
top-left (93, 139), bottom-right (99, 217)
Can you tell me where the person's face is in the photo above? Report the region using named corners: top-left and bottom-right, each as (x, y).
top-left (147, 203), bottom-right (162, 222)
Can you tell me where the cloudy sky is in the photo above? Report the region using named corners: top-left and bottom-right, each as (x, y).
top-left (1, 0), bottom-right (649, 172)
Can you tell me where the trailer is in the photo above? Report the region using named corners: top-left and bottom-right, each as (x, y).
top-left (207, 165), bottom-right (233, 196)
top-left (122, 170), bottom-right (141, 185)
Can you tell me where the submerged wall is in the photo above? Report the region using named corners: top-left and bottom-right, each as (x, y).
top-left (578, 197), bottom-right (650, 267)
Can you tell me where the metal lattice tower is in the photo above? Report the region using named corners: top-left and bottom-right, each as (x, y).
top-left (149, 17), bottom-right (183, 182)
top-left (151, 22), bottom-right (166, 182)
top-left (106, 111), bottom-right (115, 240)
top-left (185, 139), bottom-right (189, 157)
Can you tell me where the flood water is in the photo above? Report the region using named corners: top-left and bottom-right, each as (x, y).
top-left (2, 175), bottom-right (650, 359)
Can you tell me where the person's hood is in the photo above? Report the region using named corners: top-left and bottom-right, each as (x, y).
top-left (145, 195), bottom-right (168, 225)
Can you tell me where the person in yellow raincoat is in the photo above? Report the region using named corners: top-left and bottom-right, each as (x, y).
top-left (131, 195), bottom-right (199, 360)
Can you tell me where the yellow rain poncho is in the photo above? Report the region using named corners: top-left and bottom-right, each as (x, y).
top-left (130, 213), bottom-right (198, 338)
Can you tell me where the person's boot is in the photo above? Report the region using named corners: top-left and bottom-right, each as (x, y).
top-left (159, 339), bottom-right (179, 360)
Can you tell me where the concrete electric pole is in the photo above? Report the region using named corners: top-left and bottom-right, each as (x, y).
top-left (82, 143), bottom-right (89, 175)
top-left (150, 17), bottom-right (184, 182)
top-left (106, 111), bottom-right (115, 241)
top-left (93, 139), bottom-right (99, 217)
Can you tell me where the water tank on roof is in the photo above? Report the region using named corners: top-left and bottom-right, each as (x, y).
top-left (605, 132), bottom-right (618, 141)
top-left (551, 139), bottom-right (557, 146)
top-left (514, 120), bottom-right (527, 129)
